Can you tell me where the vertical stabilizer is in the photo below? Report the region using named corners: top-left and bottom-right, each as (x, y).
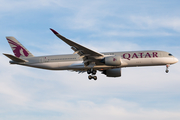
top-left (6, 36), bottom-right (34, 58)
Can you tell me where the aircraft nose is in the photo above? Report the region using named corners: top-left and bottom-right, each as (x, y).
top-left (174, 57), bottom-right (178, 63)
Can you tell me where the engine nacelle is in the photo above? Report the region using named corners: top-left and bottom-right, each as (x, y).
top-left (101, 56), bottom-right (121, 66)
top-left (102, 68), bottom-right (121, 77)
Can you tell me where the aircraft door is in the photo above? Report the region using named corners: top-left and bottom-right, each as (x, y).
top-left (44, 57), bottom-right (49, 62)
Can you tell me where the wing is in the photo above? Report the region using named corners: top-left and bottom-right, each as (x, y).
top-left (50, 28), bottom-right (104, 66)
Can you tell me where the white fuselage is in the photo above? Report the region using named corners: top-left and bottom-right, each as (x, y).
top-left (5, 29), bottom-right (178, 79)
top-left (13, 50), bottom-right (178, 71)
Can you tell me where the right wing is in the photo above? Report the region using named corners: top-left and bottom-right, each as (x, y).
top-left (50, 28), bottom-right (104, 67)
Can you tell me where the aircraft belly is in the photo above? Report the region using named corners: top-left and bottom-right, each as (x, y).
top-left (68, 61), bottom-right (116, 70)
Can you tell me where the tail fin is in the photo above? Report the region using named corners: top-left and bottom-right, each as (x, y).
top-left (6, 37), bottom-right (34, 58)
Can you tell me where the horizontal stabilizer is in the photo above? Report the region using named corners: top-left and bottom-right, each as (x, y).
top-left (3, 53), bottom-right (28, 62)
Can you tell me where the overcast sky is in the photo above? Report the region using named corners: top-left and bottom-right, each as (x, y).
top-left (0, 0), bottom-right (180, 120)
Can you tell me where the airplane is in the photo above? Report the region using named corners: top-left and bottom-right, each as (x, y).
top-left (3, 28), bottom-right (178, 80)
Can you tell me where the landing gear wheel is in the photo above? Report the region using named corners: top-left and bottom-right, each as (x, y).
top-left (165, 64), bottom-right (170, 73)
top-left (87, 69), bottom-right (91, 74)
top-left (92, 70), bottom-right (97, 75)
top-left (88, 75), bottom-right (92, 80)
top-left (87, 69), bottom-right (97, 80)
top-left (93, 76), bottom-right (97, 80)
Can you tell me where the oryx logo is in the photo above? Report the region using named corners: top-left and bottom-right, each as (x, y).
top-left (113, 58), bottom-right (117, 61)
top-left (7, 39), bottom-right (29, 58)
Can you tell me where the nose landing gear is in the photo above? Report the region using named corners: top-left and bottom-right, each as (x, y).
top-left (165, 64), bottom-right (170, 73)
top-left (87, 69), bottom-right (97, 80)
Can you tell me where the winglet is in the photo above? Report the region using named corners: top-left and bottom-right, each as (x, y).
top-left (50, 28), bottom-right (59, 35)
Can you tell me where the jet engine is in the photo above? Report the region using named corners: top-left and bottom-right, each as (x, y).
top-left (101, 56), bottom-right (121, 66)
top-left (102, 68), bottom-right (121, 77)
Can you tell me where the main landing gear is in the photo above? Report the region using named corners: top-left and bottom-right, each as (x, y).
top-left (88, 75), bottom-right (97, 80)
top-left (165, 64), bottom-right (170, 73)
top-left (87, 69), bottom-right (97, 80)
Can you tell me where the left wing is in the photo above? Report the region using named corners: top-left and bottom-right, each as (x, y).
top-left (50, 28), bottom-right (104, 67)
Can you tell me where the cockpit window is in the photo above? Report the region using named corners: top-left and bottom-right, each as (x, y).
top-left (168, 53), bottom-right (173, 56)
